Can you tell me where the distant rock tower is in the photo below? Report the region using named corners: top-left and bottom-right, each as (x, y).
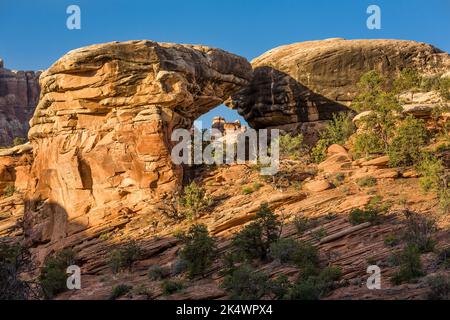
top-left (211, 117), bottom-right (246, 135)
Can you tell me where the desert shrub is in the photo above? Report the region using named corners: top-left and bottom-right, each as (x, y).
top-left (357, 176), bottom-right (377, 187)
top-left (292, 241), bottom-right (320, 271)
top-left (269, 274), bottom-right (290, 299)
top-left (0, 243), bottom-right (33, 300)
top-left (311, 139), bottom-right (329, 164)
top-left (416, 155), bottom-right (449, 213)
top-left (348, 196), bottom-right (390, 226)
top-left (109, 284), bottom-right (132, 300)
top-left (438, 77), bottom-right (450, 101)
top-left (311, 112), bottom-right (355, 163)
top-left (178, 181), bottom-right (212, 220)
top-left (232, 203), bottom-right (281, 261)
top-left (39, 249), bottom-right (76, 299)
top-left (176, 224), bottom-right (217, 278)
top-left (393, 68), bottom-right (421, 99)
top-left (285, 266), bottom-right (341, 300)
top-left (348, 208), bottom-right (379, 225)
top-left (269, 238), bottom-right (300, 264)
top-left (388, 116), bottom-right (428, 167)
top-left (293, 215), bottom-right (318, 235)
top-left (402, 211), bottom-right (436, 253)
top-left (436, 247), bottom-right (450, 269)
top-left (391, 245), bottom-right (425, 285)
top-left (352, 132), bottom-right (385, 158)
top-left (331, 172), bottom-right (345, 187)
top-left (220, 264), bottom-right (270, 300)
top-left (241, 186), bottom-right (254, 195)
top-left (0, 242), bottom-right (22, 267)
top-left (384, 234), bottom-right (400, 247)
top-left (148, 265), bottom-right (170, 281)
top-left (108, 241), bottom-right (141, 273)
top-left (12, 137), bottom-right (26, 146)
top-left (427, 275), bottom-right (450, 300)
top-left (161, 279), bottom-right (184, 295)
top-left (2, 184), bottom-right (16, 197)
top-left (352, 71), bottom-right (402, 152)
top-left (279, 133), bottom-right (305, 160)
top-left (312, 228), bottom-right (327, 241)
top-left (171, 258), bottom-right (188, 275)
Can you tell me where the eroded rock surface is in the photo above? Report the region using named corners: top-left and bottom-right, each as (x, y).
top-left (227, 38), bottom-right (450, 135)
top-left (24, 40), bottom-right (252, 250)
top-left (0, 60), bottom-right (40, 146)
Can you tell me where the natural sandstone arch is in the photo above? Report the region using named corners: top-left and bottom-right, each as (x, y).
top-left (24, 40), bottom-right (252, 246)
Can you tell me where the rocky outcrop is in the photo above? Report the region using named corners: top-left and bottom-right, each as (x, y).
top-left (24, 40), bottom-right (252, 249)
top-left (0, 60), bottom-right (40, 146)
top-left (227, 38), bottom-right (450, 133)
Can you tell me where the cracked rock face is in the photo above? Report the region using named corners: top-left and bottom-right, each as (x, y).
top-left (0, 61), bottom-right (40, 146)
top-left (24, 40), bottom-right (252, 246)
top-left (227, 38), bottom-right (450, 132)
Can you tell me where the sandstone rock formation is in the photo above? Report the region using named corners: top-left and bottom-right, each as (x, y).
top-left (24, 40), bottom-right (252, 249)
top-left (227, 38), bottom-right (450, 138)
top-left (0, 60), bottom-right (40, 146)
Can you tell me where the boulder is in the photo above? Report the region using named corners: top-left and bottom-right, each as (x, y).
top-left (359, 156), bottom-right (390, 167)
top-left (24, 40), bottom-right (252, 246)
top-left (318, 153), bottom-right (352, 174)
top-left (227, 38), bottom-right (450, 131)
top-left (304, 180), bottom-right (332, 192)
top-left (327, 144), bottom-right (348, 156)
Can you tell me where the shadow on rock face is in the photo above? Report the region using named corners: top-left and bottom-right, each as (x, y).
top-left (228, 66), bottom-right (352, 130)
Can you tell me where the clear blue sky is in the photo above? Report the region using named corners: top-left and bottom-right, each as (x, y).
top-left (1, 0), bottom-right (449, 126)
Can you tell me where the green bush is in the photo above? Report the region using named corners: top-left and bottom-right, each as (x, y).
top-left (391, 245), bottom-right (425, 285)
top-left (12, 137), bottom-right (26, 146)
top-left (2, 184), bottom-right (16, 197)
top-left (402, 212), bottom-right (436, 253)
top-left (268, 274), bottom-right (290, 299)
top-left (176, 224), bottom-right (217, 278)
top-left (148, 265), bottom-right (170, 281)
top-left (311, 139), bottom-right (329, 164)
top-left (438, 77), bottom-right (450, 101)
top-left (232, 203), bottom-right (281, 261)
top-left (0, 243), bottom-right (31, 300)
top-left (109, 284), bottom-right (132, 300)
top-left (108, 241), bottom-right (141, 273)
top-left (388, 116), bottom-right (428, 167)
top-left (348, 207), bottom-right (379, 225)
top-left (161, 279), bottom-right (184, 295)
top-left (178, 181), bottom-right (212, 220)
top-left (221, 264), bottom-right (270, 300)
top-left (0, 242), bottom-right (22, 268)
top-left (279, 133), bottom-right (305, 160)
top-left (171, 258), bottom-right (188, 275)
top-left (241, 186), bottom-right (254, 195)
top-left (352, 71), bottom-right (402, 154)
top-left (285, 266), bottom-right (341, 300)
top-left (357, 176), bottom-right (377, 188)
top-left (293, 215), bottom-right (317, 235)
top-left (292, 241), bottom-right (320, 271)
top-left (393, 68), bottom-right (421, 99)
top-left (384, 234), bottom-right (400, 247)
top-left (311, 113), bottom-right (355, 163)
top-left (416, 155), bottom-right (449, 213)
top-left (427, 275), bottom-right (450, 300)
top-left (39, 249), bottom-right (76, 299)
top-left (352, 132), bottom-right (385, 158)
top-left (348, 196), bottom-right (390, 226)
top-left (436, 247), bottom-right (450, 269)
top-left (269, 238), bottom-right (301, 264)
